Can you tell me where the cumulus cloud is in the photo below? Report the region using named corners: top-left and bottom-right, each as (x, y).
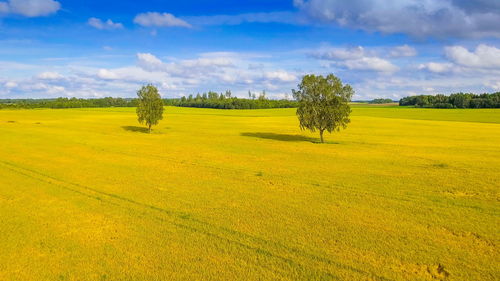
top-left (1, 52), bottom-right (299, 98)
top-left (390, 45), bottom-right (417, 57)
top-left (314, 46), bottom-right (365, 60)
top-left (136, 53), bottom-right (165, 72)
top-left (137, 53), bottom-right (234, 78)
top-left (97, 69), bottom-right (120, 80)
top-left (0, 0), bottom-right (61, 17)
top-left (417, 44), bottom-right (500, 77)
top-left (294, 0), bottom-right (500, 38)
top-left (6, 44), bottom-right (498, 100)
top-left (134, 12), bottom-right (192, 28)
top-left (312, 46), bottom-right (398, 72)
top-left (343, 57), bottom-right (399, 72)
top-left (88, 18), bottom-right (124, 30)
top-left (351, 71), bottom-right (500, 100)
top-left (36, 71), bottom-right (63, 80)
top-left (19, 82), bottom-right (65, 94)
top-left (4, 81), bottom-right (17, 88)
top-left (134, 52), bottom-right (299, 95)
top-left (418, 62), bottom-right (455, 73)
top-left (264, 71), bottom-right (297, 82)
top-left (445, 44), bottom-right (500, 69)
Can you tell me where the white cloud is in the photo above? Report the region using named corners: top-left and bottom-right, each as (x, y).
top-left (0, 0), bottom-right (61, 17)
top-left (418, 62), bottom-right (455, 73)
top-left (134, 12), bottom-right (192, 28)
top-left (136, 53), bottom-right (234, 78)
top-left (312, 46), bottom-right (398, 72)
top-left (445, 44), bottom-right (500, 69)
top-left (417, 44), bottom-right (500, 78)
top-left (24, 82), bottom-right (65, 94)
top-left (314, 46), bottom-right (365, 60)
top-left (352, 73), bottom-right (498, 100)
top-left (343, 57), bottom-right (399, 72)
top-left (136, 53), bottom-right (168, 72)
top-left (264, 71), bottom-right (297, 82)
top-left (3, 45), bottom-right (498, 100)
top-left (0, 52), bottom-right (297, 98)
top-left (294, 0), bottom-right (500, 38)
top-left (134, 52), bottom-right (299, 96)
top-left (4, 81), bottom-right (17, 88)
top-left (36, 71), bottom-right (63, 80)
top-left (97, 69), bottom-right (119, 80)
top-left (88, 17), bottom-right (123, 30)
top-left (390, 45), bottom-right (417, 57)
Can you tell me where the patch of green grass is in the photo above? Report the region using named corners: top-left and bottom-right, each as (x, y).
top-left (0, 106), bottom-right (498, 280)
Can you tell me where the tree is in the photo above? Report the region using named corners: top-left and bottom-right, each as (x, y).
top-left (208, 91), bottom-right (218, 100)
top-left (369, 98), bottom-right (393, 104)
top-left (136, 84), bottom-right (164, 133)
top-left (258, 90), bottom-right (267, 101)
top-left (292, 74), bottom-right (353, 143)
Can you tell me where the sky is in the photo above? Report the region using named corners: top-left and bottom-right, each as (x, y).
top-left (0, 0), bottom-right (499, 100)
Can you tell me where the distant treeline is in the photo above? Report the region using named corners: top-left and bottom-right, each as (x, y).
top-left (0, 91), bottom-right (297, 110)
top-left (369, 98), bottom-right (394, 104)
top-left (164, 91), bottom-right (297, 109)
top-left (0, 97), bottom-right (137, 109)
top-left (399, 92), bottom-right (500, 108)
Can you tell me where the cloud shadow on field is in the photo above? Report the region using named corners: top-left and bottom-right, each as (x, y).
top-left (122, 126), bottom-right (150, 133)
top-left (241, 132), bottom-right (318, 143)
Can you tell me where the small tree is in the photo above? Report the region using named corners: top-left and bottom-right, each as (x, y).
top-left (292, 74), bottom-right (353, 143)
top-left (136, 84), bottom-right (164, 133)
top-left (258, 90), bottom-right (267, 101)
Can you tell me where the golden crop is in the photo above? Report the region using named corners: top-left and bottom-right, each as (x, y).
top-left (0, 106), bottom-right (498, 280)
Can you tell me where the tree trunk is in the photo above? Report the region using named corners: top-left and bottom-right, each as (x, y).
top-left (148, 124), bottom-right (151, 133)
top-left (319, 129), bottom-right (324, 143)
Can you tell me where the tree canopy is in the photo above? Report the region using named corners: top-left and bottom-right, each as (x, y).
top-left (136, 85), bottom-right (164, 133)
top-left (292, 74), bottom-right (353, 143)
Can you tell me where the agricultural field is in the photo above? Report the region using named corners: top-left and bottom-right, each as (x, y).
top-left (0, 105), bottom-right (498, 280)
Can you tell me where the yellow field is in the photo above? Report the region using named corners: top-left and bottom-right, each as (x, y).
top-left (0, 106), bottom-right (498, 280)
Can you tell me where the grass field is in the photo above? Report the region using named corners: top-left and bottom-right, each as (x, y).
top-left (0, 106), bottom-right (498, 280)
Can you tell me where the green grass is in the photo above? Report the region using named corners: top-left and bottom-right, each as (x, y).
top-left (0, 106), bottom-right (498, 280)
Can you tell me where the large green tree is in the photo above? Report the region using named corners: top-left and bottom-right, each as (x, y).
top-left (292, 74), bottom-right (353, 143)
top-left (136, 85), bottom-right (164, 133)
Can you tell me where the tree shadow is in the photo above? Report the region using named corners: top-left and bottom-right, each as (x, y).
top-left (122, 126), bottom-right (149, 133)
top-left (241, 132), bottom-right (318, 143)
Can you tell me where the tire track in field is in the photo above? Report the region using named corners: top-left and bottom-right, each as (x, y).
top-left (0, 160), bottom-right (339, 280)
top-left (6, 126), bottom-right (474, 212)
top-left (121, 148), bottom-right (486, 215)
top-left (70, 139), bottom-right (444, 207)
top-left (0, 159), bottom-right (392, 281)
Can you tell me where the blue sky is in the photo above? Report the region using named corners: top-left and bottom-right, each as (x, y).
top-left (1, 0), bottom-right (499, 99)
